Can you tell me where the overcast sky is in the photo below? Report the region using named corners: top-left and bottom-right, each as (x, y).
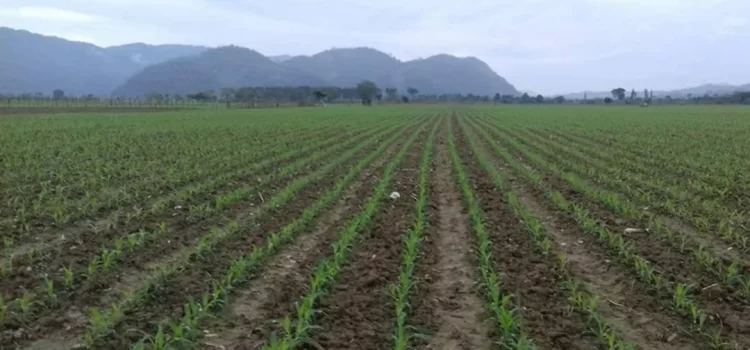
top-left (2, 0), bottom-right (749, 95)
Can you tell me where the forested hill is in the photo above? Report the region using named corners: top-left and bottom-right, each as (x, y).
top-left (114, 47), bottom-right (519, 98)
top-left (279, 48), bottom-right (518, 97)
top-left (111, 46), bottom-right (326, 97)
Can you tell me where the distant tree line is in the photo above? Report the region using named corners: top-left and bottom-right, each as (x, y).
top-left (3, 82), bottom-right (749, 109)
top-left (584, 87), bottom-right (750, 105)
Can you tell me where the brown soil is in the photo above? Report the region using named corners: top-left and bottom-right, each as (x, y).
top-left (409, 120), bottom-right (492, 350)
top-left (452, 116), bottom-right (598, 350)
top-left (302, 130), bottom-right (427, 350)
top-left (197, 133), bottom-right (400, 350)
top-left (481, 119), bottom-right (750, 348)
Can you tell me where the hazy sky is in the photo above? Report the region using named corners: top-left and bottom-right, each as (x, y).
top-left (2, 0), bottom-right (749, 94)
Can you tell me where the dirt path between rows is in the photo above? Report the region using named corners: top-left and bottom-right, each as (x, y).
top-left (419, 125), bottom-right (492, 350)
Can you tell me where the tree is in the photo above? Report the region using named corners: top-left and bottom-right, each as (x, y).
top-left (604, 97), bottom-right (613, 104)
top-left (521, 92), bottom-right (532, 104)
top-left (407, 87), bottom-right (419, 100)
top-left (630, 89), bottom-right (637, 100)
top-left (385, 88), bottom-right (398, 101)
top-left (553, 96), bottom-right (565, 104)
top-left (313, 90), bottom-right (328, 106)
top-left (643, 88), bottom-right (652, 104)
top-left (375, 93), bottom-right (383, 103)
top-left (611, 88), bottom-right (626, 101)
top-left (493, 93), bottom-right (501, 104)
top-left (401, 96), bottom-right (410, 103)
top-left (501, 95), bottom-right (514, 104)
top-left (53, 89), bottom-right (65, 100)
top-left (220, 88), bottom-right (236, 107)
top-left (535, 94), bottom-right (544, 104)
top-left (148, 93), bottom-right (165, 103)
top-left (187, 91), bottom-right (215, 102)
top-left (356, 80), bottom-right (379, 106)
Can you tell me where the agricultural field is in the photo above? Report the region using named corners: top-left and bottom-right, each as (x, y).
top-left (1, 105), bottom-right (750, 350)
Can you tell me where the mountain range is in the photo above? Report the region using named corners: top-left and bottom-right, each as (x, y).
top-left (0, 27), bottom-right (207, 96)
top-left (4, 26), bottom-right (747, 99)
top-left (0, 27), bottom-right (518, 98)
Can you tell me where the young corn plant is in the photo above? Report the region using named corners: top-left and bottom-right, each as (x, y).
top-left (0, 258), bottom-right (12, 278)
top-left (17, 291), bottom-right (34, 321)
top-left (0, 294), bottom-right (6, 325)
top-left (62, 265), bottom-right (75, 288)
top-left (84, 304), bottom-right (124, 347)
top-left (3, 236), bottom-right (13, 250)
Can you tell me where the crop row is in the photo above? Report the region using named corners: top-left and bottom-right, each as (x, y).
top-left (474, 115), bottom-right (750, 300)
top-left (390, 117), bottom-right (437, 350)
top-left (1, 126), bottom-right (368, 241)
top-left (1, 111), bottom-right (416, 235)
top-left (0, 123), bottom-right (391, 264)
top-left (466, 114), bottom-right (739, 348)
top-left (0, 120), bottom-right (416, 330)
top-left (261, 120), bottom-right (430, 349)
top-left (456, 116), bottom-right (634, 349)
top-left (541, 129), bottom-right (747, 208)
top-left (85, 121), bottom-right (422, 349)
top-left (515, 125), bottom-right (750, 251)
top-left (445, 119), bottom-right (537, 349)
top-left (7, 117), bottom-right (423, 349)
